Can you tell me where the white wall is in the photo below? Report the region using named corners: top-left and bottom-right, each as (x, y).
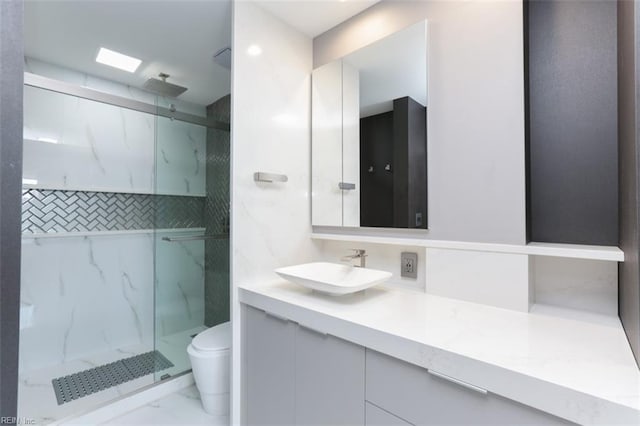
top-left (231, 2), bottom-right (319, 422)
top-left (314, 0), bottom-right (526, 244)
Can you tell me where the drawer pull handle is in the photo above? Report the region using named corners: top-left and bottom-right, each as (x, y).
top-left (428, 370), bottom-right (488, 395)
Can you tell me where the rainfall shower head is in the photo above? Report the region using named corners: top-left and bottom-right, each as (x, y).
top-left (143, 73), bottom-right (187, 98)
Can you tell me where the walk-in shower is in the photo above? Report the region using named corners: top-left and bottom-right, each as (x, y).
top-left (18, 1), bottom-right (231, 422)
top-left (18, 63), bottom-right (230, 423)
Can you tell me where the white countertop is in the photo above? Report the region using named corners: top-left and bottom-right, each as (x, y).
top-left (239, 280), bottom-right (640, 425)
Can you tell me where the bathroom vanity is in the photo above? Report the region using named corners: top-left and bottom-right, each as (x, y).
top-left (239, 281), bottom-right (640, 425)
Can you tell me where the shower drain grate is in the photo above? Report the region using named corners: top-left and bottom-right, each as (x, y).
top-left (51, 350), bottom-right (174, 405)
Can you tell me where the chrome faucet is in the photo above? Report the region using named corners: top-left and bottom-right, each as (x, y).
top-left (341, 249), bottom-right (367, 268)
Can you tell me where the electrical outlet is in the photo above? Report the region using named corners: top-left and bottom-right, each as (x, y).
top-left (401, 252), bottom-right (418, 279)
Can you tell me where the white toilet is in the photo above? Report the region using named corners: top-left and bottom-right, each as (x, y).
top-left (187, 321), bottom-right (231, 415)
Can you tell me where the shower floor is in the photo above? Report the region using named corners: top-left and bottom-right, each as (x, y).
top-left (18, 325), bottom-right (206, 425)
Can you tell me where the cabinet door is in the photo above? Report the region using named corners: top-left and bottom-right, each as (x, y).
top-left (366, 350), bottom-right (573, 425)
top-left (244, 306), bottom-right (295, 425)
top-left (295, 325), bottom-right (365, 425)
top-left (366, 402), bottom-right (412, 426)
top-left (312, 60), bottom-right (343, 226)
top-left (342, 60), bottom-right (360, 227)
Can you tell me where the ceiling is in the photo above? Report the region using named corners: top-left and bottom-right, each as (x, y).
top-left (24, 0), bottom-right (232, 107)
top-left (24, 0), bottom-right (379, 106)
top-left (256, 0), bottom-right (380, 38)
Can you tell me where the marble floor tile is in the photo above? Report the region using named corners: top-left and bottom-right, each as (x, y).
top-left (101, 386), bottom-right (228, 426)
top-left (18, 343), bottom-right (153, 425)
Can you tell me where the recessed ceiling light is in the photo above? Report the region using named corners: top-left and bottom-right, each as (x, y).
top-left (96, 47), bottom-right (142, 73)
top-left (247, 44), bottom-right (262, 56)
top-left (37, 137), bottom-right (58, 144)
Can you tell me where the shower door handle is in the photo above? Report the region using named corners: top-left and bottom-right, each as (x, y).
top-left (161, 234), bottom-right (229, 242)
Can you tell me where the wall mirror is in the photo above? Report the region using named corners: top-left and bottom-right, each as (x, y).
top-left (311, 20), bottom-right (428, 229)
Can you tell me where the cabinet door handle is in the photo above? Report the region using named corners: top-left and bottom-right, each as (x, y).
top-left (338, 182), bottom-right (356, 190)
top-left (299, 323), bottom-right (327, 337)
top-left (264, 311), bottom-right (289, 323)
top-left (428, 370), bottom-right (488, 395)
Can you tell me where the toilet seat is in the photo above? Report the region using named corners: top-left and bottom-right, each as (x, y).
top-left (191, 322), bottom-right (231, 352)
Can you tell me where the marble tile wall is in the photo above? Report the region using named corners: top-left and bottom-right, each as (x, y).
top-left (231, 2), bottom-right (319, 420)
top-left (156, 117), bottom-right (207, 197)
top-left (23, 86), bottom-right (207, 196)
top-left (23, 85), bottom-right (156, 194)
top-left (231, 2), bottom-right (319, 288)
top-left (20, 233), bottom-right (154, 373)
top-left (155, 231), bottom-right (206, 338)
top-left (20, 230), bottom-right (205, 373)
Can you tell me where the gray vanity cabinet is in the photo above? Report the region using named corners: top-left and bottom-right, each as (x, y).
top-left (365, 350), bottom-right (573, 425)
top-left (365, 402), bottom-right (412, 426)
top-left (295, 325), bottom-right (365, 425)
top-left (244, 306), bottom-right (296, 425)
top-left (244, 305), bottom-right (365, 426)
top-left (244, 305), bottom-right (572, 426)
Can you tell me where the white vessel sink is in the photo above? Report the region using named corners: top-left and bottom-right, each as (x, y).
top-left (275, 262), bottom-right (392, 295)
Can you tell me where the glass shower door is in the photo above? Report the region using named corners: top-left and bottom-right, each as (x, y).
top-left (152, 98), bottom-right (230, 381)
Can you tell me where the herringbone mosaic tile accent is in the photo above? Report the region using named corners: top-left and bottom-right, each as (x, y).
top-left (22, 189), bottom-right (204, 234)
top-left (155, 193), bottom-right (205, 230)
top-left (204, 95), bottom-right (231, 327)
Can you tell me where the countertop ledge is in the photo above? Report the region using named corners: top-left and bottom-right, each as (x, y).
top-left (238, 281), bottom-right (640, 426)
top-left (310, 233), bottom-right (624, 261)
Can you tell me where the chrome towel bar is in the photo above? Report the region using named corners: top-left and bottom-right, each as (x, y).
top-left (254, 172), bottom-right (288, 183)
top-left (161, 234), bottom-right (229, 242)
